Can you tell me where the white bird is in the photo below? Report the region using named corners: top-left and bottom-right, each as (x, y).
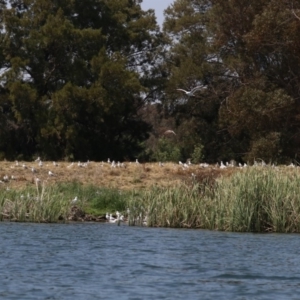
top-left (164, 130), bottom-right (176, 135)
top-left (71, 196), bottom-right (78, 204)
top-left (109, 214), bottom-right (117, 223)
top-left (220, 161), bottom-right (226, 169)
top-left (176, 85), bottom-right (207, 97)
top-left (48, 170), bottom-right (55, 176)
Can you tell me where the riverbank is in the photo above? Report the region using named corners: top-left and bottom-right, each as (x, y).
top-left (1, 160), bottom-right (300, 232)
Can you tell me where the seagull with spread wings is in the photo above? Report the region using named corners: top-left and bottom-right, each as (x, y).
top-left (176, 85), bottom-right (207, 97)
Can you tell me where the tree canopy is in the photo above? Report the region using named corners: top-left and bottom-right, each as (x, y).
top-left (0, 0), bottom-right (162, 160)
top-left (161, 0), bottom-right (300, 163)
top-left (1, 0), bottom-right (300, 163)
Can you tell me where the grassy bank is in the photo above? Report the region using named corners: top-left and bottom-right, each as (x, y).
top-left (0, 181), bottom-right (133, 222)
top-left (1, 161), bottom-right (300, 232)
top-left (127, 167), bottom-right (300, 232)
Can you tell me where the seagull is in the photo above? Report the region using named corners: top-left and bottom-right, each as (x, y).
top-left (109, 214), bottom-right (117, 223)
top-left (164, 130), bottom-right (176, 135)
top-left (71, 196), bottom-right (78, 204)
top-left (176, 85), bottom-right (207, 97)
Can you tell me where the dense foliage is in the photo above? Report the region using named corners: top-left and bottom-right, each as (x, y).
top-left (162, 0), bottom-right (300, 164)
top-left (1, 0), bottom-right (300, 163)
top-left (0, 0), bottom-right (163, 160)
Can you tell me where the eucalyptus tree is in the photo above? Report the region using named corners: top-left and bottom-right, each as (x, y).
top-left (0, 0), bottom-right (163, 160)
top-left (162, 0), bottom-right (232, 162)
top-left (208, 0), bottom-right (300, 162)
top-left (163, 0), bottom-right (300, 163)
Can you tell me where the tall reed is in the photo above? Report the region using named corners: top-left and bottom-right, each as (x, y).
top-left (0, 183), bottom-right (71, 222)
top-left (0, 182), bottom-right (129, 222)
top-left (127, 167), bottom-right (300, 232)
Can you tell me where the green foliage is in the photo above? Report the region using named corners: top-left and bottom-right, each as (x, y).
top-left (0, 0), bottom-right (161, 160)
top-left (2, 0), bottom-right (300, 162)
top-left (191, 144), bottom-right (204, 163)
top-left (127, 167), bottom-right (300, 232)
top-left (162, 0), bottom-right (300, 163)
top-left (151, 138), bottom-right (181, 162)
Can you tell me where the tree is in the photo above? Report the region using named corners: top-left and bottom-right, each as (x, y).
top-left (161, 0), bottom-right (300, 163)
top-left (0, 0), bottom-right (162, 160)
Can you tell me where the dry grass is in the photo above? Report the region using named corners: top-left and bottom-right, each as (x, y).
top-left (0, 160), bottom-right (232, 191)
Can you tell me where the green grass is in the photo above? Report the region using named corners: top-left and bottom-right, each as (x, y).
top-left (2, 167), bottom-right (300, 232)
top-left (0, 182), bottom-right (130, 222)
top-left (126, 167), bottom-right (300, 232)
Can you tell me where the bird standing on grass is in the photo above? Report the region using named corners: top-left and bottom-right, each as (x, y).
top-left (48, 170), bottom-right (55, 176)
top-left (71, 196), bottom-right (78, 204)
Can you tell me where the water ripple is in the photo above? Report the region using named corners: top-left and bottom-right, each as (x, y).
top-left (0, 223), bottom-right (299, 299)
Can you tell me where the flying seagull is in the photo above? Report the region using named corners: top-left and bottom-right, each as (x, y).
top-left (176, 85), bottom-right (207, 97)
top-left (164, 130), bottom-right (176, 135)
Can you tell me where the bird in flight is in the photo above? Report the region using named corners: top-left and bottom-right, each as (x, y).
top-left (176, 85), bottom-right (207, 97)
top-left (164, 130), bottom-right (176, 135)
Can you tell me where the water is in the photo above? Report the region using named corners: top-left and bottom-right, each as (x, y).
top-left (0, 222), bottom-right (299, 299)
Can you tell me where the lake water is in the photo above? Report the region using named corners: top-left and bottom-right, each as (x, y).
top-left (0, 222), bottom-right (299, 299)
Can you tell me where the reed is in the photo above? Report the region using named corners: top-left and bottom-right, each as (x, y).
top-left (0, 181), bottom-right (131, 222)
top-left (0, 183), bottom-right (71, 222)
top-left (127, 167), bottom-right (300, 232)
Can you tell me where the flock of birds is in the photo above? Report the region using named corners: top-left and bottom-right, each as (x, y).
top-left (105, 209), bottom-right (148, 226)
top-left (0, 155), bottom-right (299, 187)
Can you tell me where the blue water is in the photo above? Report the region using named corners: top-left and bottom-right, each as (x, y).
top-left (0, 222), bottom-right (299, 299)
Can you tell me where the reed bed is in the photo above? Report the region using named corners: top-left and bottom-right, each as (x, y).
top-left (127, 167), bottom-right (300, 232)
top-left (0, 183), bottom-right (71, 222)
top-left (0, 181), bottom-right (132, 222)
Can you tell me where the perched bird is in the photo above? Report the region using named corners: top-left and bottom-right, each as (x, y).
top-left (176, 85), bottom-right (207, 97)
top-left (220, 161), bottom-right (226, 169)
top-left (35, 177), bottom-right (41, 184)
top-left (48, 170), bottom-right (55, 176)
top-left (71, 196), bottom-right (78, 204)
top-left (67, 162), bottom-right (74, 168)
